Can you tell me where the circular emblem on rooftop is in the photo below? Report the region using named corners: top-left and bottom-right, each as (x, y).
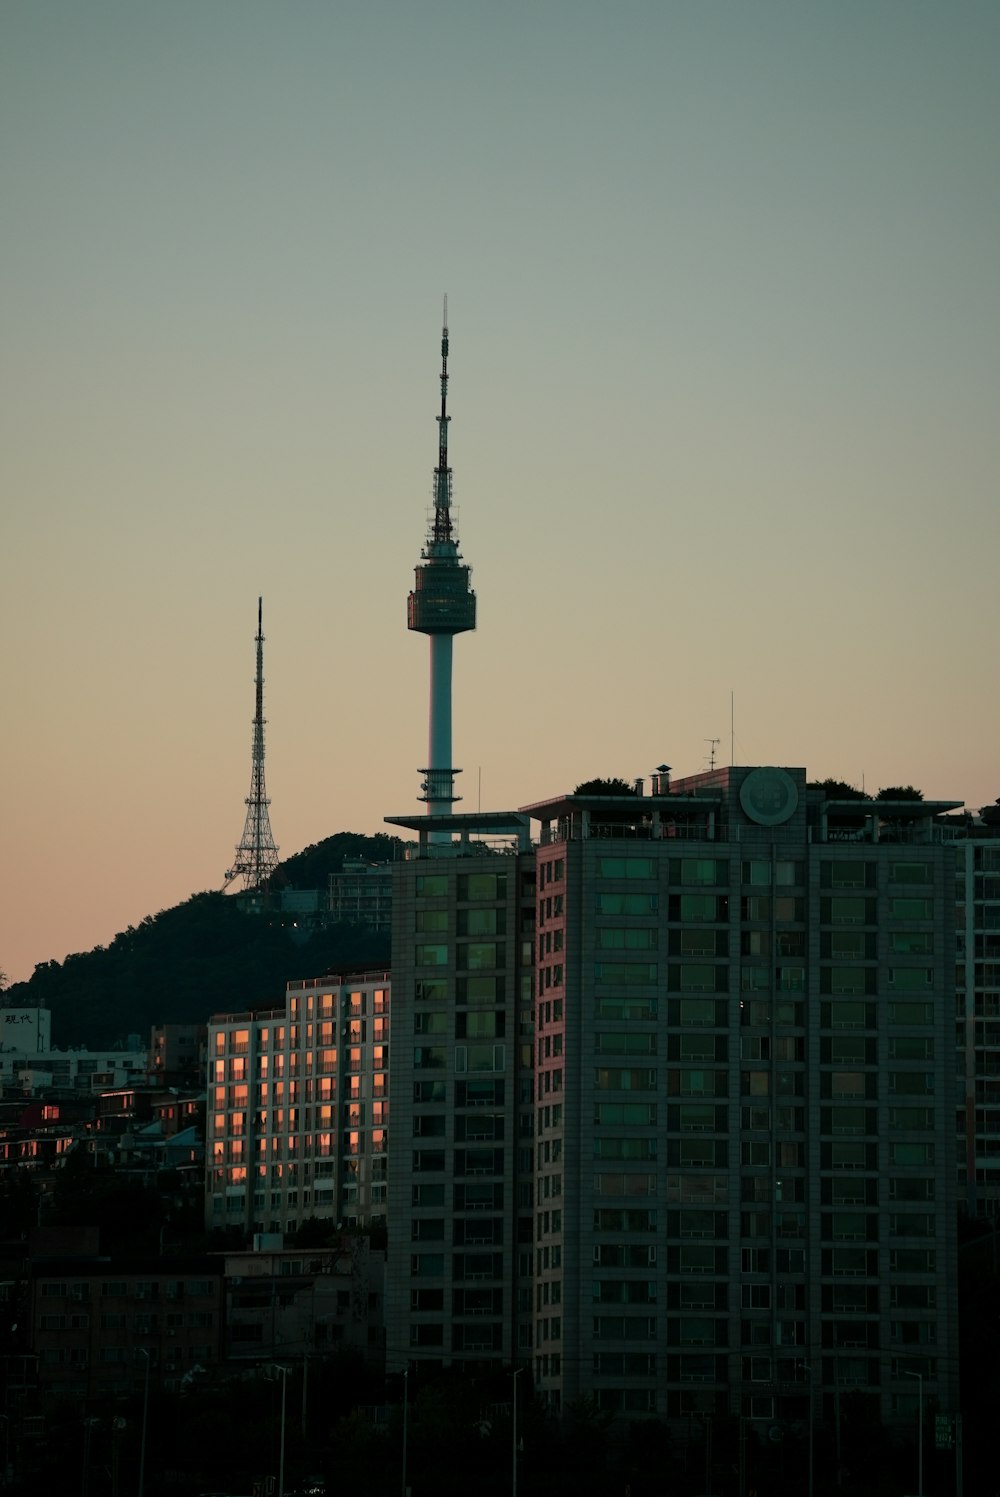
top-left (740, 767), bottom-right (798, 826)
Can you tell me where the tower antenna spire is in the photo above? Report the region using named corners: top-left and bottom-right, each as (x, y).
top-left (407, 300), bottom-right (477, 835)
top-left (225, 596), bottom-right (280, 891)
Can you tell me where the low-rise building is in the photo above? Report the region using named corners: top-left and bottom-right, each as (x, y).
top-left (29, 1255), bottom-right (225, 1399)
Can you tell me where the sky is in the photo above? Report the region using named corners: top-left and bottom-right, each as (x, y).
top-left (2, 0), bottom-right (998, 986)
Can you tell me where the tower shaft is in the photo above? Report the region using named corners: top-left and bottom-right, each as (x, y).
top-left (226, 597), bottom-right (279, 891)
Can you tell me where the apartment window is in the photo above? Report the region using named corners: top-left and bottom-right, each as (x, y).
top-left (413, 1150), bottom-right (446, 1173)
top-left (890, 1285), bottom-right (936, 1309)
top-left (674, 858), bottom-right (727, 886)
top-left (889, 1072), bottom-right (933, 1097)
top-left (598, 927), bottom-right (657, 950)
top-left (890, 1143), bottom-right (935, 1166)
top-left (594, 1103), bottom-right (657, 1126)
top-left (823, 968), bottom-right (871, 995)
top-left (458, 872), bottom-right (507, 901)
top-left (824, 896), bottom-right (875, 924)
top-left (678, 965), bottom-right (722, 992)
top-left (598, 857), bottom-right (655, 879)
top-left (594, 1137), bottom-right (658, 1161)
top-left (413, 1047), bottom-right (446, 1070)
top-left (594, 963), bottom-right (657, 985)
top-left (458, 975), bottom-right (504, 1005)
top-left (595, 1067), bottom-right (657, 1091)
top-left (892, 1209), bottom-right (940, 1233)
top-left (596, 1031), bottom-right (657, 1056)
top-left (677, 929), bottom-right (724, 958)
top-left (417, 874), bottom-right (448, 896)
top-left (454, 1044), bottom-right (505, 1073)
top-left (596, 892), bottom-right (658, 915)
top-left (889, 1002), bottom-right (933, 1025)
top-left (891, 862), bottom-right (932, 884)
top-left (416, 910), bottom-right (448, 934)
top-left (892, 933), bottom-right (933, 955)
top-left (742, 860), bottom-right (802, 886)
top-left (741, 1249), bottom-right (770, 1274)
top-left (410, 1254), bottom-right (444, 1278)
top-left (677, 999), bottom-right (717, 1026)
top-left (678, 894), bottom-right (726, 922)
top-left (889, 1108), bottom-right (933, 1131)
top-left (416, 980), bottom-right (447, 1004)
top-left (414, 1012), bottom-right (447, 1036)
top-left (892, 898), bottom-right (933, 919)
top-left (416, 945), bottom-right (448, 966)
top-left (890, 1248), bottom-right (936, 1273)
top-left (889, 1037), bottom-right (934, 1061)
top-left (889, 968), bottom-right (933, 991)
top-left (889, 1178), bottom-right (935, 1202)
top-left (459, 943), bottom-right (500, 971)
top-left (822, 861), bottom-right (876, 889)
top-left (741, 968), bottom-right (769, 993)
top-left (459, 908), bottom-right (505, 936)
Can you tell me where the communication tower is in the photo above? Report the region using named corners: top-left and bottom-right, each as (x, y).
top-left (407, 299), bottom-right (477, 830)
top-left (225, 597), bottom-right (279, 891)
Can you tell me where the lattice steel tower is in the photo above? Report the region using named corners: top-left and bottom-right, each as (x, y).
top-left (225, 597), bottom-right (279, 891)
top-left (407, 298), bottom-right (477, 827)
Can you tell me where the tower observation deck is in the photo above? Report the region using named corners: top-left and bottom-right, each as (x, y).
top-left (407, 301), bottom-right (476, 822)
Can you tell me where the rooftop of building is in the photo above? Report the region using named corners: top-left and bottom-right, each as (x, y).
top-left (521, 766), bottom-right (963, 846)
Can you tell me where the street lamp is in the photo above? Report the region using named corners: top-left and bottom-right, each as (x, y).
top-left (797, 1362), bottom-right (814, 1497)
top-left (268, 1364), bottom-right (290, 1497)
top-left (903, 1370), bottom-right (923, 1497)
top-left (401, 1367), bottom-right (409, 1497)
top-left (137, 1347), bottom-right (151, 1497)
top-left (512, 1368), bottom-right (522, 1497)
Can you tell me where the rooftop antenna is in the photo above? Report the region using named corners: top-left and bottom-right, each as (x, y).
top-left (224, 597), bottom-right (279, 891)
top-left (706, 738), bottom-right (720, 772)
top-left (407, 299), bottom-right (477, 838)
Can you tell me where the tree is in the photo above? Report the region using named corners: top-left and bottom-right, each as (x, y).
top-left (876, 785), bottom-right (923, 801)
top-left (574, 777), bottom-right (637, 796)
top-left (808, 778), bottom-right (870, 800)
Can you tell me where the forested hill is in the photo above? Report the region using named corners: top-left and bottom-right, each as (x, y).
top-left (6, 832), bottom-right (405, 1049)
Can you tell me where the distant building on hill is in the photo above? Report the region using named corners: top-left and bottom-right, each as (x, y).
top-left (328, 861), bottom-right (394, 933)
top-left (0, 1007), bottom-right (146, 1096)
top-left (149, 1023), bottom-right (206, 1089)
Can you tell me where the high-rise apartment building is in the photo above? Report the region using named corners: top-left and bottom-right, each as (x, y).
top-left (521, 768), bottom-right (961, 1425)
top-left (385, 767), bottom-right (962, 1431)
top-left (948, 818), bottom-right (1000, 1215)
top-left (383, 810), bottom-right (536, 1373)
top-left (206, 971), bottom-right (390, 1236)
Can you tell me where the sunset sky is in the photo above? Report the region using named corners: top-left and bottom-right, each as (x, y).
top-left (3, 1), bottom-right (998, 987)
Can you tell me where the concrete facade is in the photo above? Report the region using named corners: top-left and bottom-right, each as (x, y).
top-left (383, 812), bottom-right (536, 1375)
top-left (948, 823), bottom-right (1000, 1214)
top-left (523, 768), bottom-right (960, 1426)
top-left (383, 768), bottom-right (961, 1433)
top-left (206, 971), bottom-right (390, 1237)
